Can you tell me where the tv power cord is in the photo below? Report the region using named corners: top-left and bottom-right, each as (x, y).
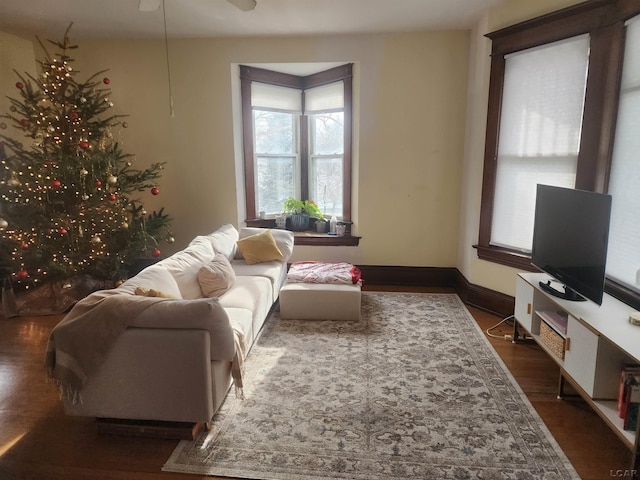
top-left (485, 315), bottom-right (532, 341)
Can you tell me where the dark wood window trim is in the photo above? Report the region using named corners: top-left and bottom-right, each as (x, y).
top-left (477, 0), bottom-right (640, 287)
top-left (240, 64), bottom-right (353, 223)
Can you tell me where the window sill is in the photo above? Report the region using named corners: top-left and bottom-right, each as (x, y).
top-left (245, 219), bottom-right (360, 246)
top-left (474, 244), bottom-right (537, 271)
top-left (293, 232), bottom-right (360, 246)
top-left (475, 245), bottom-right (640, 310)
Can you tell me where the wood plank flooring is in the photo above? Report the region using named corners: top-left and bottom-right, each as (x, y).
top-left (0, 285), bottom-right (632, 479)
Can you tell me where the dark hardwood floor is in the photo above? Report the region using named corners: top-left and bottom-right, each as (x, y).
top-left (0, 285), bottom-right (632, 479)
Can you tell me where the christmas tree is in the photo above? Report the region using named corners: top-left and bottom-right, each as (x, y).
top-left (0, 25), bottom-right (172, 292)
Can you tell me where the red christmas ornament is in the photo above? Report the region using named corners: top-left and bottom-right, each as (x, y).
top-left (51, 179), bottom-right (61, 188)
top-left (151, 187), bottom-right (160, 196)
top-left (70, 111), bottom-right (79, 120)
top-left (151, 248), bottom-right (161, 258)
top-left (108, 194), bottom-right (117, 202)
top-left (59, 227), bottom-right (67, 235)
top-left (103, 77), bottom-right (111, 85)
top-left (16, 270), bottom-right (28, 280)
top-left (79, 141), bottom-right (90, 150)
top-left (19, 119), bottom-right (29, 127)
top-left (16, 82), bottom-right (24, 90)
top-left (95, 180), bottom-right (102, 187)
top-left (21, 243), bottom-right (29, 250)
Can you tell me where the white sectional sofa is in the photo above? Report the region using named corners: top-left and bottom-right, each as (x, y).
top-left (50, 224), bottom-right (294, 424)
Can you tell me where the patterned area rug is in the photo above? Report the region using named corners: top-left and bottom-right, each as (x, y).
top-left (163, 292), bottom-right (579, 479)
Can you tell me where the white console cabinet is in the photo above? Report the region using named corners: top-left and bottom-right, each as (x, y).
top-left (514, 272), bottom-right (640, 470)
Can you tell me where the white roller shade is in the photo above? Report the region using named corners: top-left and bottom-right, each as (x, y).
top-left (305, 81), bottom-right (344, 113)
top-left (251, 82), bottom-right (301, 112)
top-left (490, 35), bottom-right (590, 251)
top-left (606, 15), bottom-right (640, 292)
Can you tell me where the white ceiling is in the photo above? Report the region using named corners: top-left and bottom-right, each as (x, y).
top-left (0, 0), bottom-right (506, 42)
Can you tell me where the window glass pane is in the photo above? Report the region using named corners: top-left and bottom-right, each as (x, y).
top-left (490, 35), bottom-right (589, 251)
top-left (606, 16), bottom-right (640, 293)
top-left (310, 157), bottom-right (343, 218)
top-left (256, 156), bottom-right (296, 215)
top-left (492, 157), bottom-right (577, 251)
top-left (311, 112), bottom-right (344, 155)
top-left (254, 110), bottom-right (295, 155)
top-left (309, 112), bottom-right (344, 218)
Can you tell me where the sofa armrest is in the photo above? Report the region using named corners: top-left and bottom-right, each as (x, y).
top-left (128, 297), bottom-right (235, 361)
top-left (63, 328), bottom-right (221, 423)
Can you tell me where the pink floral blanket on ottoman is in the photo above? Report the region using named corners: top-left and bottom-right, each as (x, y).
top-left (286, 261), bottom-right (362, 285)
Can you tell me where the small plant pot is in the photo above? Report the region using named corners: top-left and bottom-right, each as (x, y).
top-left (275, 216), bottom-right (287, 229)
top-left (289, 214), bottom-right (309, 231)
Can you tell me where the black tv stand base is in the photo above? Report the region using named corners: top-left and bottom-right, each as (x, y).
top-left (538, 280), bottom-right (586, 302)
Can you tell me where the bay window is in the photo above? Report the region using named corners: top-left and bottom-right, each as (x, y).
top-left (240, 64), bottom-right (352, 223)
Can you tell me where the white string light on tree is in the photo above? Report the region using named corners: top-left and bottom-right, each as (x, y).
top-left (0, 24), bottom-right (173, 290)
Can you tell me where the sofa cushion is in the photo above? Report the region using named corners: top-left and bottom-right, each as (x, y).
top-left (236, 230), bottom-right (283, 265)
top-left (231, 259), bottom-right (287, 301)
top-left (198, 255), bottom-right (236, 298)
top-left (239, 227), bottom-right (294, 262)
top-left (218, 276), bottom-right (273, 336)
top-left (156, 251), bottom-right (206, 300)
top-left (117, 265), bottom-right (182, 299)
top-left (207, 224), bottom-right (239, 260)
top-left (185, 236), bottom-right (216, 262)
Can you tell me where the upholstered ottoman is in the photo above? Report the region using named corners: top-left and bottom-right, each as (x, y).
top-left (279, 282), bottom-right (361, 320)
top-left (279, 261), bottom-right (362, 321)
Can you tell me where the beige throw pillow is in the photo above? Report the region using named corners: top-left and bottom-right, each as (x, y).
top-left (198, 255), bottom-right (236, 297)
top-left (236, 229), bottom-right (284, 265)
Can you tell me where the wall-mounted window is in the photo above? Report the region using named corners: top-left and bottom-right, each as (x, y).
top-left (240, 64), bottom-right (352, 222)
top-left (607, 15), bottom-right (640, 298)
top-left (489, 35), bottom-right (589, 252)
top-left (477, 0), bottom-right (640, 308)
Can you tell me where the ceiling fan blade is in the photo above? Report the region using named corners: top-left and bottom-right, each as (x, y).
top-left (226, 0), bottom-right (257, 12)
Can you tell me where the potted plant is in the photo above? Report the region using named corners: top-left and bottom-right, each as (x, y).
top-left (283, 198), bottom-right (323, 231)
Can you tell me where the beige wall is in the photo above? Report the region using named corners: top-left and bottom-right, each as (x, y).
top-left (1, 0), bottom-right (589, 294)
top-left (0, 31), bottom-right (36, 143)
top-left (458, 0), bottom-right (586, 297)
top-left (64, 31), bottom-right (469, 265)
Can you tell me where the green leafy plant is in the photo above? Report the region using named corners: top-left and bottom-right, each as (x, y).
top-left (283, 198), bottom-right (323, 218)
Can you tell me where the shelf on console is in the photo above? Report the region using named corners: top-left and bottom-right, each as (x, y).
top-left (594, 399), bottom-right (636, 449)
top-left (536, 309), bottom-right (568, 336)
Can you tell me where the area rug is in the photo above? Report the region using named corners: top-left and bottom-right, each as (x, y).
top-left (163, 292), bottom-right (579, 479)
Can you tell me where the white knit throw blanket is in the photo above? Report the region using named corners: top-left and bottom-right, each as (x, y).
top-left (44, 290), bottom-right (166, 403)
top-left (232, 328), bottom-right (247, 399)
top-left (45, 291), bottom-right (247, 403)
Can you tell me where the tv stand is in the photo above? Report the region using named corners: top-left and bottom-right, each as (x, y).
top-left (538, 280), bottom-right (586, 302)
top-left (515, 273), bottom-right (640, 474)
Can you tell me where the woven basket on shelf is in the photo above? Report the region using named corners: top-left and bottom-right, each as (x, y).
top-left (540, 321), bottom-right (566, 360)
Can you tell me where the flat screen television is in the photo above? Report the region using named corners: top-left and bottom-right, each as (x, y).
top-left (531, 184), bottom-right (612, 305)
